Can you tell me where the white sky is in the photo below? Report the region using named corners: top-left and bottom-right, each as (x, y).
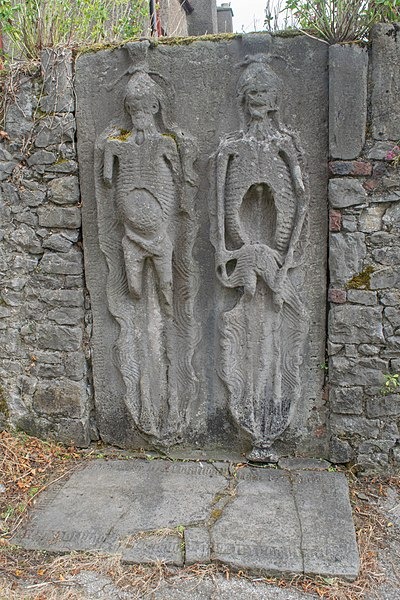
top-left (229, 0), bottom-right (267, 33)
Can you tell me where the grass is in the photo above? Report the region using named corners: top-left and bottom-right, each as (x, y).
top-left (0, 431), bottom-right (83, 541)
top-left (0, 430), bottom-right (399, 599)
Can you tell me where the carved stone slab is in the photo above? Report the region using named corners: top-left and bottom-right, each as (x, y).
top-left (15, 459), bottom-right (359, 579)
top-left (75, 34), bottom-right (328, 455)
top-left (14, 459), bottom-right (227, 564)
top-left (212, 469), bottom-right (359, 580)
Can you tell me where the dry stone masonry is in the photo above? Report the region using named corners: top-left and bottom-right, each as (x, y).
top-left (0, 27), bottom-right (399, 473)
top-left (0, 49), bottom-right (90, 445)
top-left (327, 25), bottom-right (400, 473)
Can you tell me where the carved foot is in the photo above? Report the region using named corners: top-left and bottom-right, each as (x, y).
top-left (246, 446), bottom-right (279, 464)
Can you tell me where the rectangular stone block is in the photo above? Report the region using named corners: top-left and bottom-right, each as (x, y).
top-left (372, 246), bottom-right (400, 267)
top-left (186, 0), bottom-right (217, 35)
top-left (39, 289), bottom-right (84, 307)
top-left (370, 268), bottom-right (400, 290)
top-left (329, 161), bottom-right (372, 176)
top-left (38, 206), bottom-right (81, 229)
top-left (47, 307), bottom-right (84, 325)
top-left (48, 176), bottom-right (80, 205)
top-left (371, 24), bottom-right (400, 140)
top-left (329, 356), bottom-right (387, 387)
top-left (330, 415), bottom-right (380, 439)
top-left (359, 205), bottom-right (386, 233)
top-left (329, 178), bottom-right (367, 208)
top-left (40, 48), bottom-right (74, 113)
top-left (212, 470), bottom-right (303, 575)
top-left (37, 324), bottom-right (82, 351)
top-left (330, 386), bottom-right (363, 415)
top-left (347, 290), bottom-right (377, 306)
top-left (329, 45), bottom-right (368, 159)
top-left (15, 459), bottom-right (225, 556)
top-left (39, 250), bottom-right (83, 275)
top-left (366, 395), bottom-right (400, 418)
top-left (329, 232), bottom-right (366, 286)
top-left (122, 535), bottom-right (183, 565)
top-left (33, 380), bottom-right (86, 418)
top-left (329, 305), bottom-right (384, 344)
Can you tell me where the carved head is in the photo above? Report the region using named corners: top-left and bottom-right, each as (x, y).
top-left (237, 56), bottom-right (282, 121)
top-left (124, 71), bottom-right (162, 130)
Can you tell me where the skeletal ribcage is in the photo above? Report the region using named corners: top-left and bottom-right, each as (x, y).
top-left (224, 143), bottom-right (296, 254)
top-left (116, 148), bottom-right (176, 226)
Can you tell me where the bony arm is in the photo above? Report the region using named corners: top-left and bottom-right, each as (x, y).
top-left (103, 142), bottom-right (116, 188)
top-left (215, 148), bottom-right (231, 255)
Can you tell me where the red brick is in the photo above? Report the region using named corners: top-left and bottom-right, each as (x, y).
top-left (351, 161), bottom-right (373, 176)
top-left (329, 209), bottom-right (342, 232)
top-left (329, 161), bottom-right (372, 177)
top-left (328, 288), bottom-right (347, 303)
top-left (363, 179), bottom-right (379, 192)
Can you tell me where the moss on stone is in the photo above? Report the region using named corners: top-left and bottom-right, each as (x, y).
top-left (76, 29), bottom-right (308, 57)
top-left (155, 32), bottom-right (239, 46)
top-left (346, 265), bottom-right (374, 290)
top-left (110, 129), bottom-right (131, 142)
top-left (210, 508), bottom-right (223, 520)
top-left (162, 132), bottom-right (178, 145)
top-left (271, 28), bottom-right (304, 38)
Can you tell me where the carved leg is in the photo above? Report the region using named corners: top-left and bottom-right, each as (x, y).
top-left (122, 236), bottom-right (146, 299)
top-left (153, 243), bottom-right (173, 310)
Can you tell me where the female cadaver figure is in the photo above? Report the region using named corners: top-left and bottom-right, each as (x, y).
top-left (213, 56), bottom-right (309, 462)
top-left (96, 69), bottom-right (198, 445)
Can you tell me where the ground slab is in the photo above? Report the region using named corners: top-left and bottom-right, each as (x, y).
top-left (14, 459), bottom-right (359, 580)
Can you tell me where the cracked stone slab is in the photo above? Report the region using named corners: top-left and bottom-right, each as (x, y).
top-left (184, 525), bottom-right (211, 564)
top-left (212, 469), bottom-right (304, 576)
top-left (292, 471), bottom-right (360, 579)
top-left (120, 534), bottom-right (183, 565)
top-left (15, 459), bottom-right (359, 580)
top-left (278, 458), bottom-right (330, 471)
top-left (14, 458), bottom-right (226, 561)
top-left (212, 467), bottom-right (359, 580)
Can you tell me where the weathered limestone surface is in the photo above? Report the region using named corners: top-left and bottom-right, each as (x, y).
top-left (329, 44), bottom-right (368, 159)
top-left (371, 23), bottom-right (400, 140)
top-left (15, 459), bottom-right (359, 580)
top-left (75, 34), bottom-right (328, 456)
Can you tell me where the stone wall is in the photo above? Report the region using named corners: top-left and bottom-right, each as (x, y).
top-left (0, 28), bottom-right (399, 472)
top-left (327, 25), bottom-right (400, 472)
top-left (0, 49), bottom-right (91, 446)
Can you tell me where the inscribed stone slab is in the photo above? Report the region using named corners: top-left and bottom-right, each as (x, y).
top-left (211, 469), bottom-right (303, 575)
top-left (212, 467), bottom-right (359, 579)
top-left (292, 471), bottom-right (360, 579)
top-left (15, 459), bottom-right (226, 556)
top-left (15, 460), bottom-right (359, 580)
